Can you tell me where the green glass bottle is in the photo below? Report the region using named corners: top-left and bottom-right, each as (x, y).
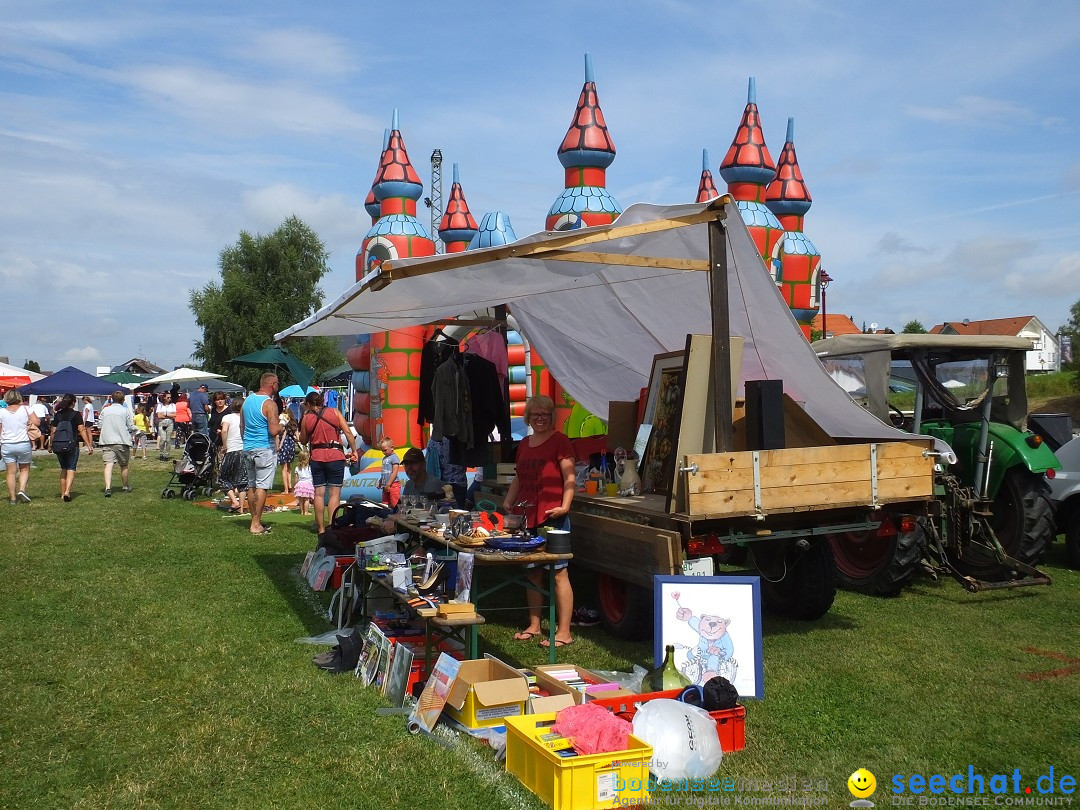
top-left (644, 644), bottom-right (691, 692)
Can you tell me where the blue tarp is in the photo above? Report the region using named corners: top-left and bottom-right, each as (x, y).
top-left (18, 366), bottom-right (121, 396)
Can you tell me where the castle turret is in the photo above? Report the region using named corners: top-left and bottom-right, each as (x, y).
top-left (719, 78), bottom-right (784, 279)
top-left (364, 128), bottom-right (390, 225)
top-left (470, 212), bottom-right (518, 249)
top-left (766, 118), bottom-right (821, 339)
top-left (437, 163), bottom-right (479, 253)
top-left (358, 111), bottom-right (434, 450)
top-left (696, 149), bottom-right (719, 202)
top-left (546, 54), bottom-right (622, 231)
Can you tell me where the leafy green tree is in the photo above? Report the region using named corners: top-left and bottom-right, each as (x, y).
top-left (23, 360), bottom-right (41, 373)
top-left (1061, 297), bottom-right (1080, 390)
top-left (189, 216), bottom-right (343, 389)
top-left (902, 320), bottom-right (927, 334)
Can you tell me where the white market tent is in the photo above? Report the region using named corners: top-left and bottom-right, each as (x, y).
top-left (277, 197), bottom-right (917, 445)
top-left (0, 360), bottom-right (45, 382)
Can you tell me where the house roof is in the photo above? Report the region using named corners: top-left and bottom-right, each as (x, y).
top-left (930, 316), bottom-right (1037, 337)
top-left (812, 313), bottom-right (861, 336)
top-left (112, 358), bottom-right (165, 374)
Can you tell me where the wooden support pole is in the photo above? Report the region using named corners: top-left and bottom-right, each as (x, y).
top-left (708, 216), bottom-right (734, 453)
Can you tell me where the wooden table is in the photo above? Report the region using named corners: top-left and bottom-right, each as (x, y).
top-left (390, 515), bottom-right (574, 663)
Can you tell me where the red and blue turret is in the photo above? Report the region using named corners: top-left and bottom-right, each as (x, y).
top-left (696, 148), bottom-right (719, 203)
top-left (546, 54), bottom-right (621, 231)
top-left (719, 78), bottom-right (784, 281)
top-left (766, 118), bottom-right (821, 339)
top-left (437, 163), bottom-right (479, 254)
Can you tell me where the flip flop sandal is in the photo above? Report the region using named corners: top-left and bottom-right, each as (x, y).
top-left (514, 630), bottom-right (543, 641)
top-left (540, 638), bottom-right (575, 648)
top-left (250, 526), bottom-right (273, 535)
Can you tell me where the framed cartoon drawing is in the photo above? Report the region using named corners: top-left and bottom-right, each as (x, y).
top-left (653, 575), bottom-right (764, 699)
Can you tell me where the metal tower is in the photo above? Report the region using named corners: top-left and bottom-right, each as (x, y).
top-left (428, 149), bottom-right (444, 254)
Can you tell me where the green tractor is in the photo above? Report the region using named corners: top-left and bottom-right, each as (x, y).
top-left (811, 334), bottom-right (1059, 593)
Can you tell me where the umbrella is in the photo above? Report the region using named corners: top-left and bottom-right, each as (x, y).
top-left (104, 371), bottom-right (150, 384)
top-left (279, 384), bottom-right (320, 398)
top-left (18, 366), bottom-right (121, 396)
top-left (141, 367), bottom-right (227, 385)
top-left (229, 346), bottom-right (314, 390)
top-left (0, 375), bottom-right (32, 390)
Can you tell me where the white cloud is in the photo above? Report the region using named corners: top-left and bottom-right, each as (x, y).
top-left (232, 29), bottom-right (358, 77)
top-left (62, 346), bottom-right (104, 363)
top-left (906, 95), bottom-right (1064, 131)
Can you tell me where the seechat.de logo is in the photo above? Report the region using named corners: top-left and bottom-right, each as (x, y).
top-left (848, 768), bottom-right (877, 808)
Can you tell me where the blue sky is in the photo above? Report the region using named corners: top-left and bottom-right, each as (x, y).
top-left (2, 1), bottom-right (1078, 373)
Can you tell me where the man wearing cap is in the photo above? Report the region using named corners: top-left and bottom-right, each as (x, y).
top-left (188, 384), bottom-right (211, 435)
top-left (400, 447), bottom-right (448, 501)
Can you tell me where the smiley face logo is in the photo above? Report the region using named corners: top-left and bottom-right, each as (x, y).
top-left (847, 768), bottom-right (877, 799)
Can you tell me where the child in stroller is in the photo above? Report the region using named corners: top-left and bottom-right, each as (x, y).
top-left (161, 432), bottom-right (216, 500)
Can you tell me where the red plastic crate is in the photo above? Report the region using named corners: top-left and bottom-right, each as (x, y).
top-left (330, 556), bottom-right (354, 589)
top-left (588, 688), bottom-right (746, 753)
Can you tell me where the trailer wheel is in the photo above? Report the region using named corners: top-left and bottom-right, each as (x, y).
top-left (828, 522), bottom-right (921, 596)
top-left (1064, 513), bottom-right (1080, 570)
top-left (714, 542), bottom-right (748, 566)
top-left (597, 574), bottom-right (652, 640)
top-left (959, 469), bottom-right (1054, 579)
top-left (756, 539), bottom-right (836, 620)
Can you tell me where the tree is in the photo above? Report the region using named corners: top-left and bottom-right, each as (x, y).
top-left (23, 360), bottom-right (41, 373)
top-left (1061, 297), bottom-right (1080, 390)
top-left (189, 217), bottom-right (344, 389)
top-left (902, 320), bottom-right (927, 334)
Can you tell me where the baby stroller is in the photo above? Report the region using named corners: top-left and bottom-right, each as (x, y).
top-left (161, 432), bottom-right (217, 501)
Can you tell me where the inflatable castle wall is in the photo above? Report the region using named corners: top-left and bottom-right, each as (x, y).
top-left (346, 64), bottom-right (822, 453)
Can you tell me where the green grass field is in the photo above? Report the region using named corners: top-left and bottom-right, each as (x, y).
top-left (1, 452), bottom-right (1077, 809)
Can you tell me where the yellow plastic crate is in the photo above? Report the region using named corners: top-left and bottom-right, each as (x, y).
top-left (505, 713), bottom-right (653, 810)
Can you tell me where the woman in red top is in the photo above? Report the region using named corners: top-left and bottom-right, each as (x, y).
top-left (298, 391), bottom-right (359, 536)
top-left (173, 393), bottom-right (192, 447)
top-left (502, 394), bottom-right (576, 648)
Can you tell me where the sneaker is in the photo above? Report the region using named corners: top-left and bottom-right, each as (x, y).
top-left (104, 489), bottom-right (112, 497)
top-left (62, 494), bottom-right (71, 502)
top-left (16, 491), bottom-right (31, 504)
top-left (571, 607), bottom-right (601, 627)
top-left (122, 486), bottom-right (133, 493)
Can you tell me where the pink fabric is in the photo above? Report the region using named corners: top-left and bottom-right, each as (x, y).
top-left (553, 702), bottom-right (631, 755)
top-left (466, 330), bottom-right (508, 392)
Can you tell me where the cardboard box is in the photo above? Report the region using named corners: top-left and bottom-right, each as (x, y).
top-left (436, 601), bottom-right (476, 618)
top-left (606, 400), bottom-right (639, 452)
top-left (533, 665), bottom-right (633, 706)
top-left (444, 656), bottom-right (531, 729)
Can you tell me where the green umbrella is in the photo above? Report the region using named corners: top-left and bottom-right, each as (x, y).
top-left (104, 371), bottom-right (150, 384)
top-left (229, 346), bottom-right (314, 390)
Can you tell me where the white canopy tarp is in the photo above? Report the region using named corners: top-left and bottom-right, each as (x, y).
top-left (277, 198), bottom-right (925, 445)
top-left (0, 360), bottom-right (45, 382)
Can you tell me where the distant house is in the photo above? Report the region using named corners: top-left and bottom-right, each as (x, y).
top-left (930, 316), bottom-right (1060, 373)
top-left (111, 358), bottom-right (166, 375)
top-left (812, 313), bottom-right (861, 338)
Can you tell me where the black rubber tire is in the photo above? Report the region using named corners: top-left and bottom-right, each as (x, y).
top-left (714, 543), bottom-right (748, 566)
top-left (757, 539), bottom-right (836, 620)
top-left (828, 523), bottom-right (922, 596)
top-left (956, 468), bottom-right (1054, 580)
top-left (597, 573), bottom-right (653, 640)
top-left (1065, 513), bottom-right (1080, 570)
top-left (163, 489), bottom-right (175, 499)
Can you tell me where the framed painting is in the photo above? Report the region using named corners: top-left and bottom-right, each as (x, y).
top-left (638, 350), bottom-right (687, 497)
top-left (653, 575), bottom-right (764, 699)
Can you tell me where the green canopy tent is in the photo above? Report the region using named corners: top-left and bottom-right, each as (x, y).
top-left (228, 346), bottom-right (314, 390)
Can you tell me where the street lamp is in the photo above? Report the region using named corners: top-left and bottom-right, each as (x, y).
top-left (819, 269), bottom-right (833, 337)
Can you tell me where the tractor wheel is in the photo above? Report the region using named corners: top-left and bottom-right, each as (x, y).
top-left (828, 522), bottom-right (922, 596)
top-left (958, 469), bottom-right (1054, 580)
top-left (714, 542), bottom-right (748, 566)
top-left (1065, 513), bottom-right (1080, 570)
top-left (756, 539), bottom-right (836, 620)
top-left (597, 573), bottom-right (653, 640)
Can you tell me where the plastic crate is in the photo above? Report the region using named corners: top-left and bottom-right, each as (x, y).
top-left (330, 556), bottom-right (354, 589)
top-left (505, 713), bottom-right (653, 810)
top-left (588, 689), bottom-right (746, 753)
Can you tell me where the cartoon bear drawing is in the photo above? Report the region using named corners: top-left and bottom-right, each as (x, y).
top-left (675, 607), bottom-right (734, 681)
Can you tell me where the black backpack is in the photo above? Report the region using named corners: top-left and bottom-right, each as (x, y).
top-left (52, 419), bottom-right (76, 453)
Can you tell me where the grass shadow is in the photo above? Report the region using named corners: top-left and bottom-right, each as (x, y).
top-left (252, 552), bottom-right (331, 636)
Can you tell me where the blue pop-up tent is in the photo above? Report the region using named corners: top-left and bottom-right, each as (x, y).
top-left (18, 366), bottom-right (122, 396)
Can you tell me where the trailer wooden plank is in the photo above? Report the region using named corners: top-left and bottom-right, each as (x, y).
top-left (568, 511), bottom-right (681, 588)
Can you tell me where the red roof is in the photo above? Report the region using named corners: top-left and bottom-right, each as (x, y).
top-left (812, 313), bottom-right (861, 336)
top-left (929, 316), bottom-right (1036, 336)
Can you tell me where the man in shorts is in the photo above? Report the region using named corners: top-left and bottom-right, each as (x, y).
top-left (240, 372), bottom-right (281, 535)
top-left (97, 390), bottom-right (136, 496)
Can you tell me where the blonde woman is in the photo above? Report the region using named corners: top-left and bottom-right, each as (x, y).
top-left (0, 389), bottom-right (39, 504)
top-left (501, 394), bottom-right (577, 648)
